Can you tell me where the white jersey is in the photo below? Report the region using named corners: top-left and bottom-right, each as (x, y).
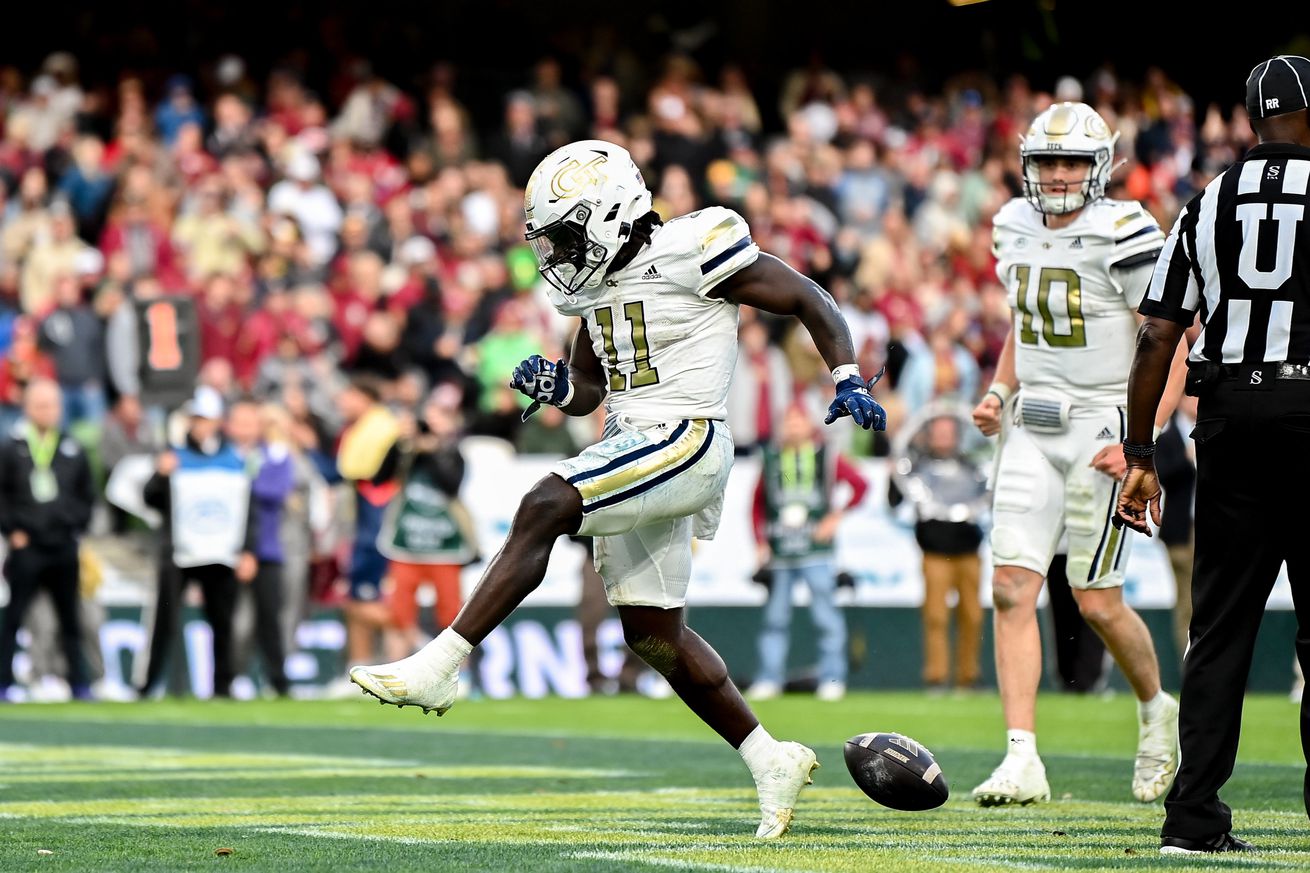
top-left (993, 198), bottom-right (1165, 407)
top-left (546, 206), bottom-right (759, 423)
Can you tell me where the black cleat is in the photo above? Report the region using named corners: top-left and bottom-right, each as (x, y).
top-left (1160, 833), bottom-right (1254, 855)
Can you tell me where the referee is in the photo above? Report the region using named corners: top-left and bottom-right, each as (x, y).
top-left (1117, 54), bottom-right (1310, 855)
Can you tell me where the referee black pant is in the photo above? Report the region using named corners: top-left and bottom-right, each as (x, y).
top-left (1163, 379), bottom-right (1310, 839)
top-left (0, 541), bottom-right (85, 689)
top-left (140, 560), bottom-right (238, 698)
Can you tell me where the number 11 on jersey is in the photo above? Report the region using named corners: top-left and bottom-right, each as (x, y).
top-left (594, 302), bottom-right (661, 392)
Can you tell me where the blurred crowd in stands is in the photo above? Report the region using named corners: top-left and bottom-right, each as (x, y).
top-left (0, 47), bottom-right (1237, 700)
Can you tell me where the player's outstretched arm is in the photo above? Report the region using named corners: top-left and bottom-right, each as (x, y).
top-left (712, 253), bottom-right (885, 430)
top-left (712, 253), bottom-right (857, 369)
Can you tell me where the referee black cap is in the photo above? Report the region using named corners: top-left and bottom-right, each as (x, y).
top-left (1246, 55), bottom-right (1310, 119)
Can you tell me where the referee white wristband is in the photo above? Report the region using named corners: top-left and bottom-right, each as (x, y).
top-left (985, 383), bottom-right (1013, 405)
top-left (832, 364), bottom-right (861, 385)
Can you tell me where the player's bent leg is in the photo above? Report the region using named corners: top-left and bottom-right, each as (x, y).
top-left (973, 564), bottom-right (1050, 807)
top-left (1072, 586), bottom-right (1178, 802)
top-left (349, 475), bottom-right (582, 715)
top-left (1071, 587), bottom-right (1161, 702)
top-left (618, 605), bottom-right (817, 839)
top-left (1067, 451), bottom-right (1179, 803)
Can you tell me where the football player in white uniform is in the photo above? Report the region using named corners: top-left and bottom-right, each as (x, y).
top-left (970, 103), bottom-right (1189, 806)
top-left (349, 140), bottom-right (887, 838)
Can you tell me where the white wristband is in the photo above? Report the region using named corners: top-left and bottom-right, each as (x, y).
top-left (832, 364), bottom-right (861, 385)
top-left (559, 381), bottom-right (576, 408)
top-left (986, 383), bottom-right (1013, 405)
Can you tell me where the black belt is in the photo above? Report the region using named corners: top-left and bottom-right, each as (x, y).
top-left (1186, 361), bottom-right (1310, 395)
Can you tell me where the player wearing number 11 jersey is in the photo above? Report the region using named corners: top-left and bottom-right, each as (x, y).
top-left (349, 140), bottom-right (887, 839)
top-left (970, 103), bottom-right (1189, 808)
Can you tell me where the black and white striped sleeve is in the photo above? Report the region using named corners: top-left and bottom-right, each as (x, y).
top-left (1137, 197), bottom-right (1202, 326)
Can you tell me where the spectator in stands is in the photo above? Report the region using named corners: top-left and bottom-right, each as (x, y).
top-left (489, 92), bottom-right (550, 189)
top-left (21, 202), bottom-right (87, 315)
top-left (37, 273), bottom-right (105, 427)
top-left (154, 75), bottom-right (205, 147)
top-left (726, 317), bottom-right (793, 456)
top-left (0, 317), bottom-right (54, 435)
top-left (3, 167), bottom-right (52, 274)
top-left (898, 308), bottom-right (980, 414)
top-left (58, 135), bottom-right (114, 243)
top-left (747, 405), bottom-right (869, 702)
top-left (207, 93), bottom-right (258, 158)
top-left (268, 153), bottom-right (343, 271)
top-left (0, 379), bottom-right (94, 701)
top-left (99, 193), bottom-right (180, 287)
top-left (172, 175), bottom-right (266, 282)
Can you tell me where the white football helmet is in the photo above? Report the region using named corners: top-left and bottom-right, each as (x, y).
top-left (523, 139), bottom-right (652, 294)
top-left (1020, 102), bottom-right (1119, 215)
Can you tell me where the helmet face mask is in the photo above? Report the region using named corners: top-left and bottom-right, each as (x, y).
top-left (525, 203), bottom-right (610, 293)
top-left (1024, 155), bottom-right (1096, 215)
top-left (1020, 102), bottom-right (1119, 216)
top-left (523, 140), bottom-right (652, 294)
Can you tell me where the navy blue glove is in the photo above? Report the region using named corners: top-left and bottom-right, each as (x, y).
top-left (824, 367), bottom-right (887, 431)
top-left (510, 355), bottom-right (572, 421)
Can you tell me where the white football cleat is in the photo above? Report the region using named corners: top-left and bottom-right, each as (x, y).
top-left (972, 755), bottom-right (1051, 807)
top-left (752, 741), bottom-right (819, 838)
top-left (348, 655), bottom-right (459, 716)
top-left (1133, 693), bottom-right (1179, 802)
top-left (745, 681), bottom-right (782, 701)
top-left (816, 681), bottom-right (846, 702)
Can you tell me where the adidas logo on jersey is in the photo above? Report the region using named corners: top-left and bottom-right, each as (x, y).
top-left (640, 264), bottom-right (662, 280)
top-left (1071, 237), bottom-right (1083, 249)
top-left (1096, 427), bottom-right (1114, 440)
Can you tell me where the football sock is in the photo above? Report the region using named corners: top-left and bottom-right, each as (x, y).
top-left (738, 724), bottom-right (779, 777)
top-left (1138, 690), bottom-right (1170, 722)
top-left (415, 628), bottom-right (472, 673)
top-left (1006, 729), bottom-right (1038, 760)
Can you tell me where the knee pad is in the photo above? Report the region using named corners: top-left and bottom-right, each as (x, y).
top-left (990, 526), bottom-right (1024, 564)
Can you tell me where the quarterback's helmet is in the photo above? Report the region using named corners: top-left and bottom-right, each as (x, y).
top-left (523, 140), bottom-right (652, 293)
top-left (1020, 102), bottom-right (1119, 215)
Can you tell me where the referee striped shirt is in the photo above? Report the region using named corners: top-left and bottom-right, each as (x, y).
top-left (1140, 143), bottom-right (1310, 363)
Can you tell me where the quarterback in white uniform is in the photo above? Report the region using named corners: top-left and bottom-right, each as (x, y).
top-left (349, 140), bottom-right (887, 839)
top-left (970, 103), bottom-right (1189, 807)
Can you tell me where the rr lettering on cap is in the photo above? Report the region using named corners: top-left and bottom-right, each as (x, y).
top-left (1267, 98), bottom-right (1281, 110)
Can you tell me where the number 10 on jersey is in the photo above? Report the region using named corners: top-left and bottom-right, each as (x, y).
top-left (1014, 265), bottom-right (1086, 348)
top-left (594, 302), bottom-right (661, 392)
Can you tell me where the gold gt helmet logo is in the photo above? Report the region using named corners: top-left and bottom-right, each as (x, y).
top-left (550, 155), bottom-right (609, 199)
top-left (1084, 113), bottom-right (1111, 140)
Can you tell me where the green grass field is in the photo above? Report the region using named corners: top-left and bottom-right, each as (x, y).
top-left (0, 692), bottom-right (1306, 871)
